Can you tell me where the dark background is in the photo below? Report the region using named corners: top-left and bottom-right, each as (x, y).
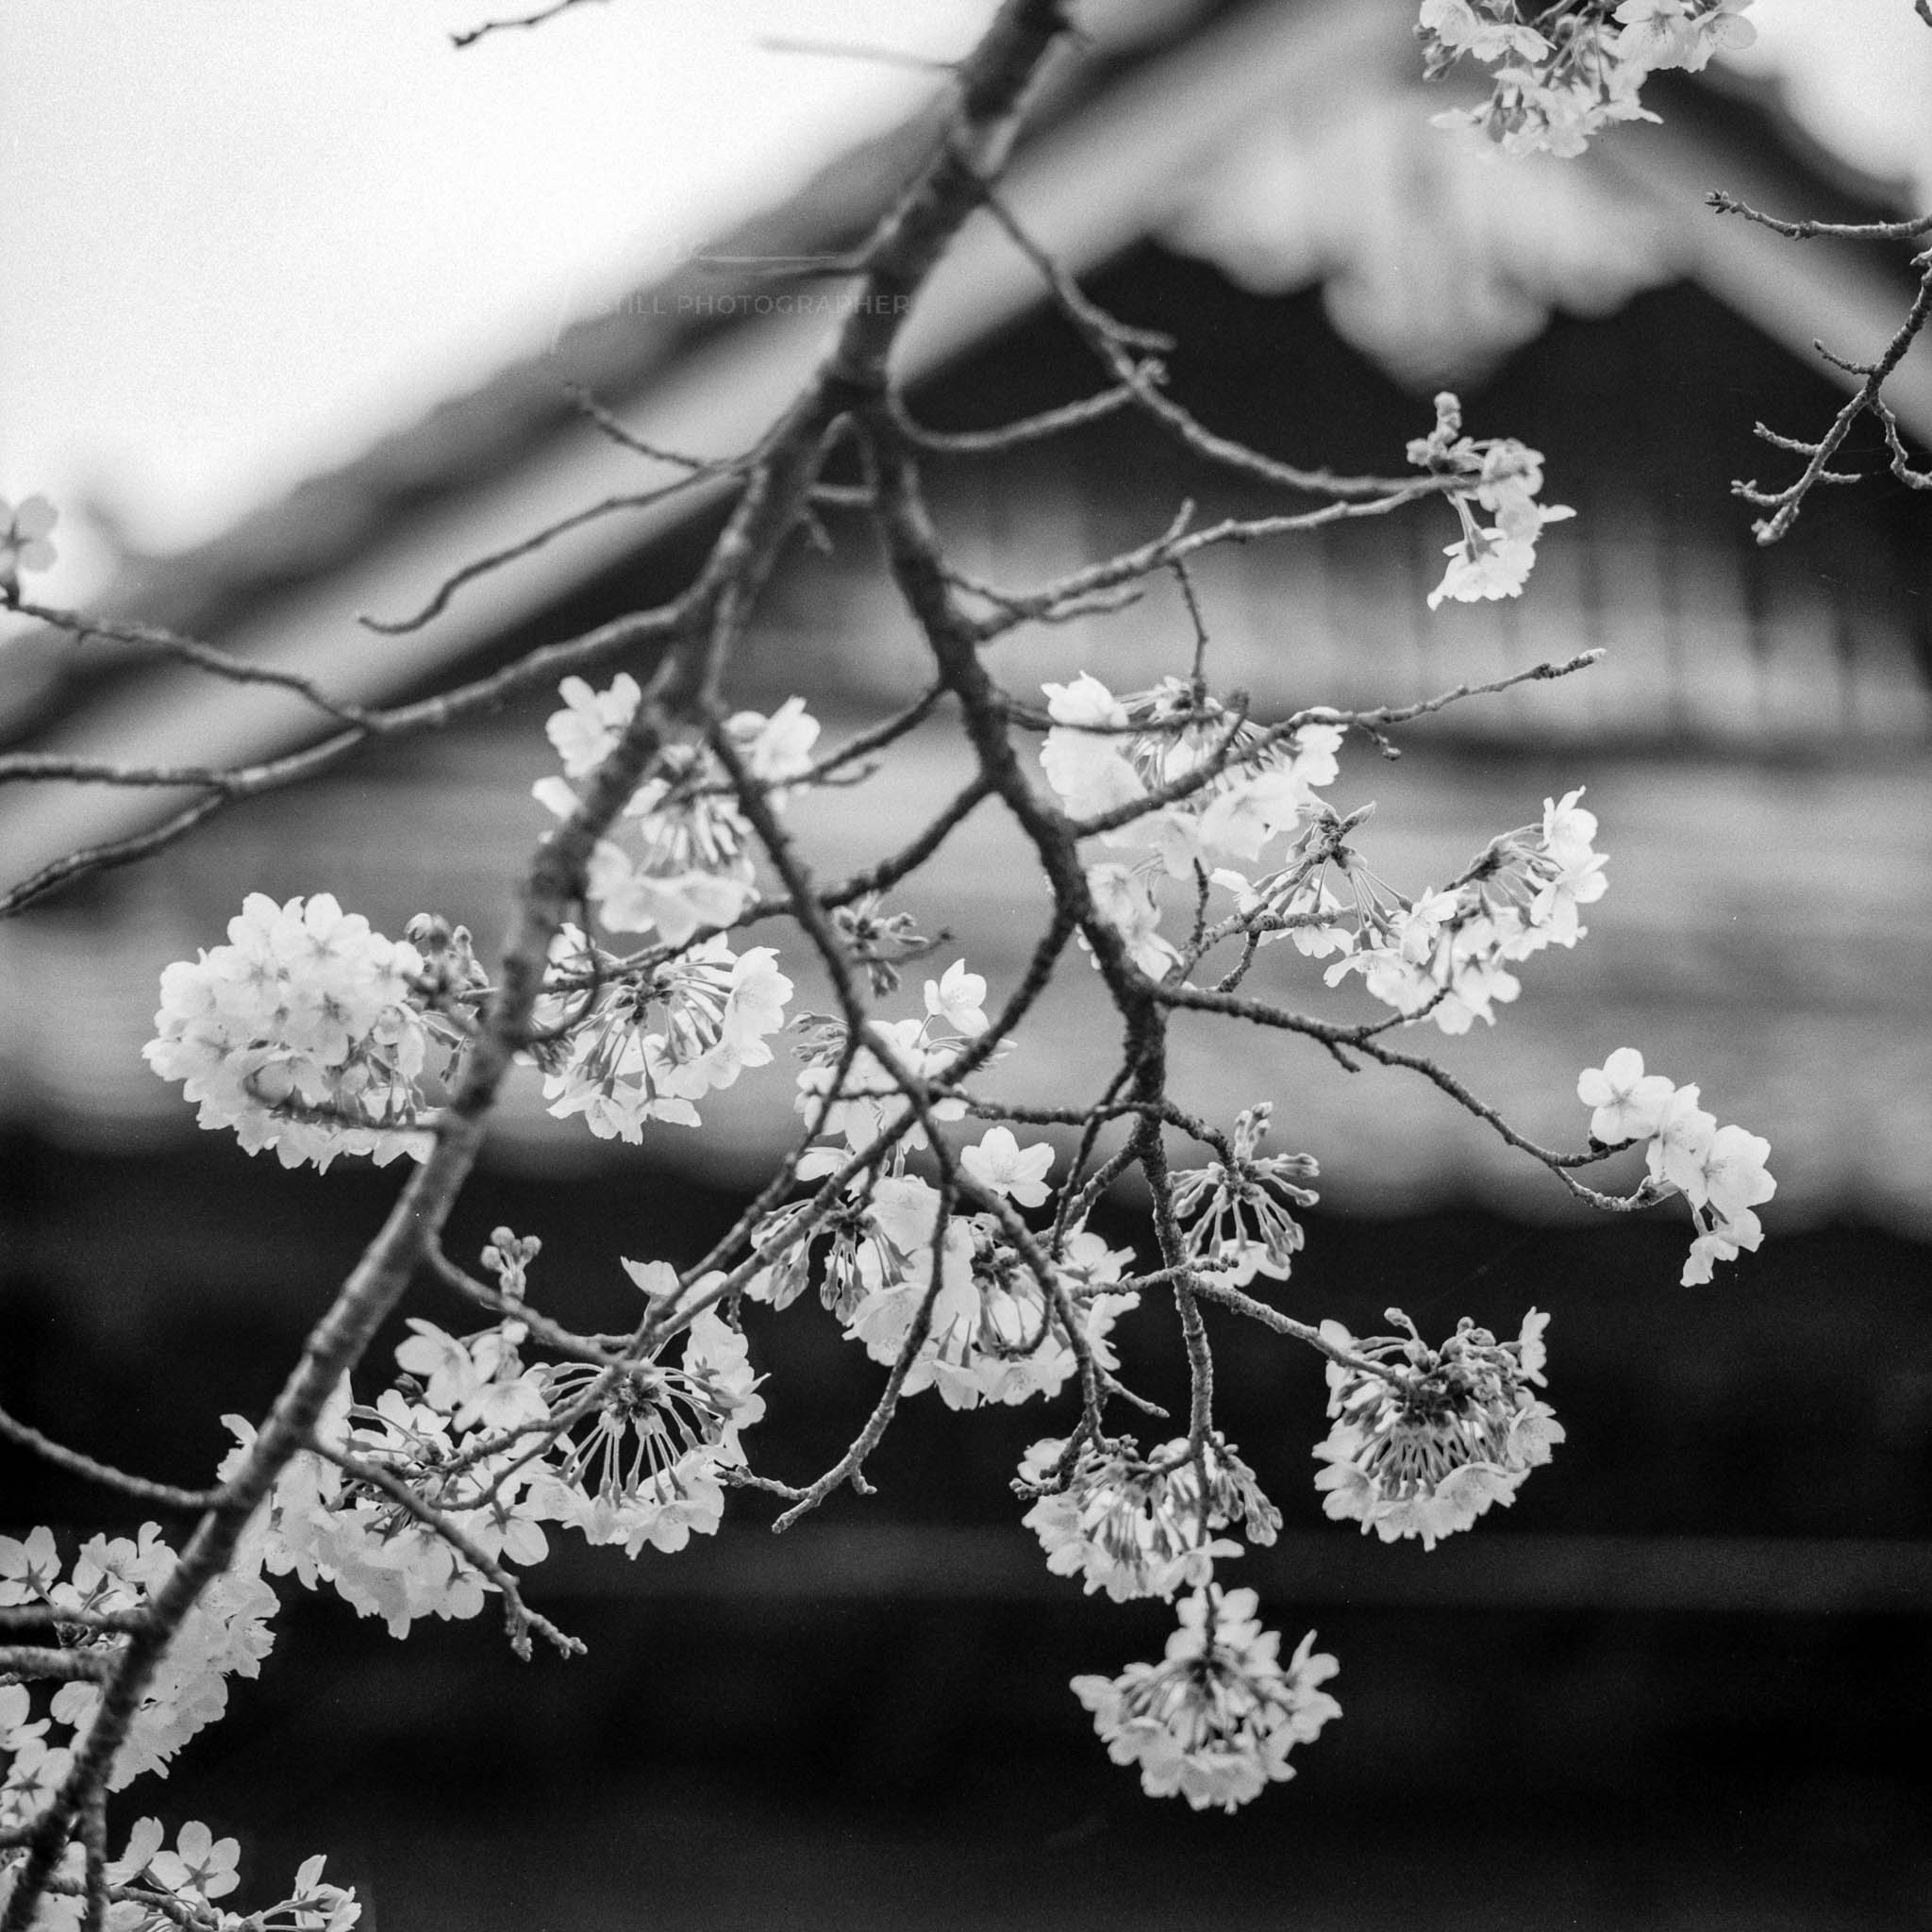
top-left (6, 1135), bottom-right (1929, 1929)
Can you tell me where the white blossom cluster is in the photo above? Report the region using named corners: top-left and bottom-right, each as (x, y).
top-left (533, 675), bottom-right (820, 944)
top-left (1312, 1307), bottom-right (1563, 1548)
top-left (142, 893), bottom-right (449, 1171)
top-left (123, 671), bottom-right (1777, 1830)
top-left (1039, 669), bottom-right (1345, 978)
top-left (0, 1519), bottom-right (278, 1798)
top-left (1039, 653), bottom-right (1601, 1031)
top-left (235, 1272), bottom-right (763, 1624)
top-left (1, 1528), bottom-right (354, 1930)
top-left (1578, 1047), bottom-right (1777, 1283)
top-left (1407, 391), bottom-right (1574, 608)
top-left (1020, 1434), bottom-right (1280, 1603)
top-left (1072, 1588), bottom-right (1341, 1811)
top-left (759, 965), bottom-right (1141, 1407)
top-left (227, 1373), bottom-right (550, 1641)
top-left (526, 1289), bottom-right (764, 1557)
top-left (1318, 784), bottom-right (1607, 1032)
top-left (791, 958), bottom-right (988, 1171)
top-left (1420, 0), bottom-right (1757, 158)
top-left (1170, 1104), bottom-right (1320, 1286)
top-left (530, 927), bottom-right (794, 1141)
top-left (750, 1164), bottom-right (1138, 1410)
top-left (0, 1805), bottom-right (357, 1932)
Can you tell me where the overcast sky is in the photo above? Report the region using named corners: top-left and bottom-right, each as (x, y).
top-left (2, 0), bottom-right (1927, 599)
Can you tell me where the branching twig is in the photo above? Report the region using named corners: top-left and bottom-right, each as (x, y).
top-left (964, 170), bottom-right (1457, 505)
top-left (1707, 193), bottom-right (1932, 540)
top-left (0, 756), bottom-right (242, 790)
top-left (1155, 979), bottom-right (1650, 1207)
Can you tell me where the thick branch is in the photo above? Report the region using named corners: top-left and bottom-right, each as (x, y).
top-left (3, 9), bottom-right (1076, 1911)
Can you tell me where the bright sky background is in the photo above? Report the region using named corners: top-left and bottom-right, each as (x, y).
top-left (2, 0), bottom-right (1928, 601)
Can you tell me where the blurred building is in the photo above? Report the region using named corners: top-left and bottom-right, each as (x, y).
top-left (3, 2), bottom-right (1930, 1909)
top-left (3, 0), bottom-right (1928, 1225)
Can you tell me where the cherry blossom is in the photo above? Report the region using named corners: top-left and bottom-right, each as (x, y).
top-left (1084, 859), bottom-right (1181, 980)
top-left (1577, 1046), bottom-right (1675, 1143)
top-left (1419, 0), bottom-right (1754, 158)
top-left (1614, 0), bottom-right (1756, 71)
top-left (731, 694), bottom-right (821, 785)
top-left (1312, 1310), bottom-right (1562, 1550)
top-left (111, 1534), bottom-right (279, 1787)
top-left (1040, 674), bottom-right (1142, 821)
top-left (534, 678), bottom-right (824, 944)
top-left (1690, 1124), bottom-right (1776, 1226)
top-left (792, 1015), bottom-right (971, 1171)
top-left (1645, 1083), bottom-right (1719, 1197)
top-left (831, 1176), bottom-right (1137, 1409)
top-left (0, 8), bottom-right (1816, 1903)
top-left (149, 1822), bottom-right (242, 1903)
top-left (0, 1527), bottom-right (60, 1605)
top-left (143, 893), bottom-right (446, 1171)
top-left (1419, 0), bottom-right (1549, 59)
top-left (1410, 395), bottom-right (1574, 608)
top-left (532, 930), bottom-right (793, 1141)
top-left (531, 1307), bottom-right (764, 1557)
top-left (282, 1853), bottom-right (364, 1931)
top-left (0, 1517), bottom-right (284, 1797)
top-left (924, 958), bottom-right (989, 1037)
top-left (1072, 1588), bottom-right (1341, 1810)
top-left (1021, 1434), bottom-right (1277, 1602)
top-left (960, 1125), bottom-right (1055, 1208)
top-left (1320, 791), bottom-right (1606, 1033)
top-left (545, 672), bottom-right (642, 776)
top-left (0, 493), bottom-right (57, 591)
top-left (1170, 1105), bottom-right (1319, 1285)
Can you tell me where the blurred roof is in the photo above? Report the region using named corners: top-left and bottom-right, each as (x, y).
top-left (4, 0), bottom-right (1929, 880)
top-left (3, 0), bottom-right (1929, 1232)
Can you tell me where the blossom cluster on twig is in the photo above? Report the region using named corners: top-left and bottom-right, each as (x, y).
top-left (1420, 0), bottom-right (1757, 158)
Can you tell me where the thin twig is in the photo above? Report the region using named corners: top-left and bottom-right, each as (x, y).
top-left (758, 33), bottom-right (959, 73)
top-left (965, 169), bottom-right (1456, 504)
top-left (889, 379), bottom-right (1139, 453)
top-left (451, 0), bottom-right (607, 49)
top-left (1308, 650), bottom-right (1605, 729)
top-left (310, 1443), bottom-right (584, 1662)
top-left (8, 602), bottom-right (374, 727)
top-left (1706, 189), bottom-right (1932, 243)
top-left (358, 473), bottom-right (741, 634)
top-left (0, 1405), bottom-right (219, 1512)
